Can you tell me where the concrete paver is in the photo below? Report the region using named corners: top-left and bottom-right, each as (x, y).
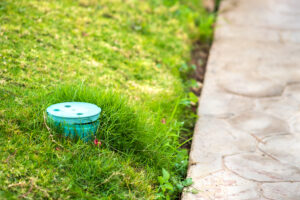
top-left (183, 0), bottom-right (300, 199)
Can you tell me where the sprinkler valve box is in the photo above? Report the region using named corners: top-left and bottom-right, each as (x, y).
top-left (46, 102), bottom-right (101, 141)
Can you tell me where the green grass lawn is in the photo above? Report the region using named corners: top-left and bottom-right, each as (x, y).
top-left (0, 0), bottom-right (213, 199)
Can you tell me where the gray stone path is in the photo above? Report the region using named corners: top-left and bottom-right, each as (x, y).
top-left (182, 0), bottom-right (300, 199)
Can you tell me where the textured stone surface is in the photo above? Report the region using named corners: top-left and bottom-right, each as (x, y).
top-left (220, 0), bottom-right (300, 29)
top-left (228, 112), bottom-right (289, 139)
top-left (182, 170), bottom-right (261, 200)
top-left (183, 0), bottom-right (300, 199)
top-left (224, 153), bottom-right (300, 182)
top-left (261, 182), bottom-right (300, 200)
top-left (258, 135), bottom-right (300, 167)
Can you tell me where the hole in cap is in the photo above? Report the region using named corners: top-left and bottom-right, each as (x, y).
top-left (77, 113), bottom-right (83, 115)
top-left (54, 109), bottom-right (60, 111)
top-left (65, 105), bottom-right (71, 108)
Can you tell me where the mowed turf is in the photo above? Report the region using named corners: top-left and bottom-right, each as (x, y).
top-left (0, 0), bottom-right (213, 199)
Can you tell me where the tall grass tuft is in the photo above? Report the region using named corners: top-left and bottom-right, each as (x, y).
top-left (21, 85), bottom-right (182, 171)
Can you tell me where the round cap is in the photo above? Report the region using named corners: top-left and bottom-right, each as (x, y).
top-left (46, 102), bottom-right (101, 119)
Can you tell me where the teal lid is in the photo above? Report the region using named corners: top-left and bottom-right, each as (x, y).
top-left (47, 102), bottom-right (101, 119)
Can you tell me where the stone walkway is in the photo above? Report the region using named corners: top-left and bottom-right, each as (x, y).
top-left (182, 0), bottom-right (300, 199)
